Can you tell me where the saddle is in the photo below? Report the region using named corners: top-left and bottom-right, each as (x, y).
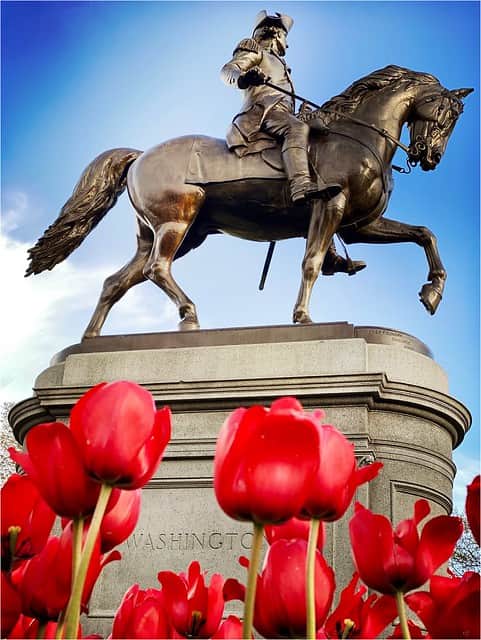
top-left (185, 136), bottom-right (285, 185)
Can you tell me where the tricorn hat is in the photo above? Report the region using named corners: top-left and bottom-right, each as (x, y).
top-left (253, 10), bottom-right (294, 34)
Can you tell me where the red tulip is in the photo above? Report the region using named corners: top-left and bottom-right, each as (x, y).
top-left (70, 381), bottom-right (171, 488)
top-left (406, 571), bottom-right (480, 639)
top-left (11, 536), bottom-right (72, 620)
top-left (9, 423), bottom-right (101, 518)
top-left (466, 474), bottom-right (480, 545)
top-left (301, 422), bottom-right (382, 521)
top-left (323, 573), bottom-right (397, 639)
top-left (100, 489), bottom-right (141, 552)
top-left (349, 500), bottom-right (463, 594)
top-left (7, 615), bottom-right (72, 639)
top-left (1, 571), bottom-right (21, 636)
top-left (253, 539), bottom-right (335, 638)
top-left (12, 524), bottom-right (120, 620)
top-left (211, 615), bottom-right (247, 639)
top-left (388, 619), bottom-right (426, 638)
top-left (111, 584), bottom-right (169, 639)
top-left (265, 516), bottom-right (325, 550)
top-left (214, 397), bottom-right (320, 523)
top-left (1, 474), bottom-right (55, 564)
top-left (158, 560), bottom-right (227, 638)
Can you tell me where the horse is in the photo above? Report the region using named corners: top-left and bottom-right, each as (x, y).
top-left (26, 65), bottom-right (472, 337)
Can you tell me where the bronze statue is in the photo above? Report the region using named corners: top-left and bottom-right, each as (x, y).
top-left (221, 10), bottom-right (341, 205)
top-left (26, 57), bottom-right (471, 336)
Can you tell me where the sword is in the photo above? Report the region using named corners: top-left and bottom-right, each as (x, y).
top-left (259, 241), bottom-right (276, 290)
top-left (256, 83), bottom-right (320, 292)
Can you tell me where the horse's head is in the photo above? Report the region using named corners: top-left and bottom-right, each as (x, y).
top-left (408, 86), bottom-right (473, 170)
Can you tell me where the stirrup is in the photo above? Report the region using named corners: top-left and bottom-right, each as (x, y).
top-left (308, 181), bottom-right (343, 202)
top-left (291, 180), bottom-right (342, 205)
top-left (322, 256), bottom-right (367, 276)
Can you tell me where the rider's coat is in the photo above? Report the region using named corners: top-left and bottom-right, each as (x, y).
top-left (221, 38), bottom-right (296, 156)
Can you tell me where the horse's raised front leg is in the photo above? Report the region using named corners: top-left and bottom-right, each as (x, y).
top-left (142, 185), bottom-right (206, 330)
top-left (293, 194), bottom-right (346, 324)
top-left (83, 220), bottom-right (152, 339)
top-left (340, 216), bottom-right (446, 314)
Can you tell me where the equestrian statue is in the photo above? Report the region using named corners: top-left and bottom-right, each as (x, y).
top-left (26, 11), bottom-right (472, 337)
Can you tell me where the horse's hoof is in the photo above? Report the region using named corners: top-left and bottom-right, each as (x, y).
top-left (178, 318), bottom-right (200, 331)
top-left (293, 310), bottom-right (313, 324)
top-left (419, 283), bottom-right (442, 315)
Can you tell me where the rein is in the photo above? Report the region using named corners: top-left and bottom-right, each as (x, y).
top-left (263, 80), bottom-right (413, 160)
top-left (322, 110), bottom-right (412, 155)
top-left (319, 111), bottom-right (414, 174)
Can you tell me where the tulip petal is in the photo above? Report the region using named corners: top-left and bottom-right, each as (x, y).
top-left (214, 406), bottom-right (267, 520)
top-left (201, 573), bottom-right (225, 637)
top-left (211, 615), bottom-right (245, 639)
top-left (414, 515), bottom-right (463, 584)
top-left (1, 571), bottom-right (21, 636)
top-left (157, 570), bottom-right (190, 633)
top-left (14, 424), bottom-right (101, 518)
top-left (101, 489), bottom-right (141, 552)
top-left (349, 504), bottom-right (396, 594)
top-left (413, 499), bottom-right (430, 525)
top-left (8, 449), bottom-right (35, 476)
top-left (244, 413), bottom-right (319, 523)
top-left (122, 407), bottom-right (172, 488)
top-left (270, 396), bottom-right (304, 412)
top-left (70, 381), bottom-right (162, 485)
top-left (223, 578), bottom-right (245, 602)
top-left (133, 599), bottom-right (169, 639)
top-left (405, 590), bottom-right (435, 628)
top-left (265, 517), bottom-right (325, 551)
top-left (303, 424), bottom-right (357, 520)
top-left (358, 594), bottom-right (397, 639)
top-left (466, 475), bottom-right (480, 545)
top-left (1, 474), bottom-right (55, 560)
top-left (354, 461), bottom-right (383, 487)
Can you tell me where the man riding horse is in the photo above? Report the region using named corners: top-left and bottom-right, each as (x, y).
top-left (221, 10), bottom-right (365, 276)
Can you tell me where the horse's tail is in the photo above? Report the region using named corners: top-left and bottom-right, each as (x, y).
top-left (25, 147), bottom-right (143, 276)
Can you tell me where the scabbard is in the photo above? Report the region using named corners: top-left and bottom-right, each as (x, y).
top-left (259, 241), bottom-right (276, 290)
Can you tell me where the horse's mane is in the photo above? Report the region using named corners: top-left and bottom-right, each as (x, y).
top-left (317, 65), bottom-right (440, 124)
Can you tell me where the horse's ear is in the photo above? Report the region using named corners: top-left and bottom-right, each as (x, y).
top-left (450, 88), bottom-right (474, 99)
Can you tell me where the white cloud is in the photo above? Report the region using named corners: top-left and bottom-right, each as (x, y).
top-left (452, 451), bottom-right (480, 513)
top-left (1, 191), bottom-right (29, 233)
top-left (0, 232), bottom-right (177, 405)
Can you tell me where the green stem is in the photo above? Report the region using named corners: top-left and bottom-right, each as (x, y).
top-left (242, 522), bottom-right (264, 640)
top-left (63, 484), bottom-right (112, 639)
top-left (72, 518), bottom-right (84, 585)
top-left (54, 611), bottom-right (65, 640)
top-left (395, 590), bottom-right (411, 640)
top-left (306, 518), bottom-right (320, 640)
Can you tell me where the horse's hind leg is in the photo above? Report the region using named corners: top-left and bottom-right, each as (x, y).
top-left (83, 219), bottom-right (152, 339)
top-left (340, 216), bottom-right (446, 314)
top-left (142, 186), bottom-right (205, 330)
top-left (293, 195), bottom-right (346, 324)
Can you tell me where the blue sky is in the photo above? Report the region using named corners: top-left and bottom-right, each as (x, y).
top-left (1, 1), bottom-right (479, 506)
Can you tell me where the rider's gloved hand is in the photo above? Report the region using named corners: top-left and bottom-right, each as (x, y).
top-left (238, 67), bottom-right (268, 89)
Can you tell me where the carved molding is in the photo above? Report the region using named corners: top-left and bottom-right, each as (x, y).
top-left (10, 372), bottom-right (470, 447)
top-left (390, 479), bottom-right (453, 515)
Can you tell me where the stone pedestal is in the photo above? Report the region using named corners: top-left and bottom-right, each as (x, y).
top-left (9, 323), bottom-right (470, 636)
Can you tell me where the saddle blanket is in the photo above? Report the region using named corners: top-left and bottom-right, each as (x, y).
top-left (185, 136), bottom-right (285, 184)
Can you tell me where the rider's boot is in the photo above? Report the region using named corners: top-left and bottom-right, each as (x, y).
top-left (322, 242), bottom-right (367, 276)
top-left (282, 146), bottom-right (342, 205)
